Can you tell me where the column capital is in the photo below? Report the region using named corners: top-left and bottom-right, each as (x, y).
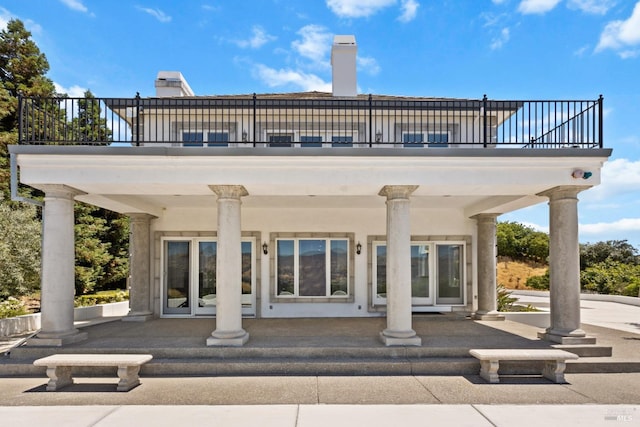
top-left (127, 213), bottom-right (158, 222)
top-left (40, 184), bottom-right (85, 200)
top-left (209, 185), bottom-right (249, 199)
top-left (471, 213), bottom-right (500, 223)
top-left (537, 185), bottom-right (591, 201)
top-left (378, 185), bottom-right (418, 200)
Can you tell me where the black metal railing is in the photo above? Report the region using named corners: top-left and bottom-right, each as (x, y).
top-left (18, 94), bottom-right (603, 149)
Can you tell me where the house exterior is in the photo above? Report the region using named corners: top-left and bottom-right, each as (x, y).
top-left (11, 36), bottom-right (611, 347)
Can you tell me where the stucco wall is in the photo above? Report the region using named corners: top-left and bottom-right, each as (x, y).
top-left (151, 206), bottom-right (478, 318)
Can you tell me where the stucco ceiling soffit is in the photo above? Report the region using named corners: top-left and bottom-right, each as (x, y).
top-left (463, 195), bottom-right (546, 217)
top-left (75, 194), bottom-right (164, 217)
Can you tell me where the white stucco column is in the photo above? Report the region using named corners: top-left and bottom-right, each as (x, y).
top-left (207, 185), bottom-right (249, 346)
top-left (473, 214), bottom-right (504, 321)
top-left (29, 185), bottom-right (87, 346)
top-left (123, 213), bottom-right (156, 322)
top-left (538, 186), bottom-right (595, 345)
top-left (378, 185), bottom-right (421, 346)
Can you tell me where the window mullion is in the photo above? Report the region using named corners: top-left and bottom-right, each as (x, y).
top-left (294, 239), bottom-right (300, 297)
top-left (325, 239), bottom-right (331, 297)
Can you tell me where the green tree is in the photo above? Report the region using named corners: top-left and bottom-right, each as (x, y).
top-left (580, 240), bottom-right (639, 270)
top-left (71, 90), bottom-right (112, 144)
top-left (74, 202), bottom-right (129, 295)
top-left (0, 200), bottom-right (41, 299)
top-left (497, 221), bottom-right (549, 262)
top-left (0, 19), bottom-right (57, 198)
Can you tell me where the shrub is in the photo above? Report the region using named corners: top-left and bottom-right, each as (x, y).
top-left (526, 270), bottom-right (549, 290)
top-left (0, 297), bottom-right (29, 319)
top-left (74, 290), bottom-right (128, 307)
top-left (497, 284), bottom-right (518, 311)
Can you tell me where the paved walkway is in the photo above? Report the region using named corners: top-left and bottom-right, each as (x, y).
top-left (0, 402), bottom-right (638, 427)
top-left (0, 374), bottom-right (639, 426)
top-left (513, 293), bottom-right (640, 335)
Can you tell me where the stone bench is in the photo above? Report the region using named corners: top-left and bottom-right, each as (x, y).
top-left (33, 354), bottom-right (153, 391)
top-left (469, 349), bottom-right (578, 383)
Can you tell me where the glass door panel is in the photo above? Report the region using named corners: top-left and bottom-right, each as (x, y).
top-left (436, 244), bottom-right (464, 304)
top-left (373, 243), bottom-right (434, 306)
top-left (196, 241), bottom-right (217, 315)
top-left (411, 244), bottom-right (432, 304)
top-left (164, 241), bottom-right (191, 314)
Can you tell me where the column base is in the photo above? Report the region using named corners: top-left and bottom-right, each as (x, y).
top-left (538, 328), bottom-right (596, 345)
top-left (207, 330), bottom-right (250, 347)
top-left (122, 311), bottom-right (154, 322)
top-left (26, 331), bottom-right (88, 347)
top-left (473, 311), bottom-right (505, 321)
top-left (379, 330), bottom-right (422, 346)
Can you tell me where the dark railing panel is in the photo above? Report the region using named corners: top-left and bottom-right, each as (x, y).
top-left (18, 95), bottom-right (603, 149)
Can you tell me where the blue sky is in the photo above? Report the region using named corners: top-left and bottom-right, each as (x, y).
top-left (2, 0), bottom-right (640, 248)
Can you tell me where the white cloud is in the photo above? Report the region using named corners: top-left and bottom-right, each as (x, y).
top-left (583, 158), bottom-right (640, 201)
top-left (491, 27), bottom-right (510, 49)
top-left (596, 2), bottom-right (640, 56)
top-left (253, 64), bottom-right (331, 92)
top-left (358, 56), bottom-right (381, 75)
top-left (326, 0), bottom-right (396, 18)
top-left (517, 0), bottom-right (561, 14)
top-left (54, 82), bottom-right (87, 98)
top-left (235, 26), bottom-right (276, 49)
top-left (60, 0), bottom-right (88, 13)
top-left (292, 25), bottom-right (332, 67)
top-left (492, 0), bottom-right (509, 4)
top-left (398, 0), bottom-right (419, 22)
top-left (137, 7), bottom-right (172, 23)
top-left (580, 218), bottom-right (640, 234)
top-left (567, 0), bottom-right (615, 15)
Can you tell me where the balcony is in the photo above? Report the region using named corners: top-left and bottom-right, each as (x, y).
top-left (18, 94), bottom-right (603, 149)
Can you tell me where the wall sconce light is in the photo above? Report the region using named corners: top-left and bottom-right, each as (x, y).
top-left (375, 131), bottom-right (382, 143)
top-left (571, 169), bottom-right (592, 180)
top-left (356, 242), bottom-right (362, 255)
top-left (262, 242), bottom-right (268, 255)
top-left (242, 130), bottom-right (248, 142)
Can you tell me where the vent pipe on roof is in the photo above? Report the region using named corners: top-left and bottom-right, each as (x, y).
top-left (155, 71), bottom-right (194, 97)
top-left (331, 35), bottom-right (357, 97)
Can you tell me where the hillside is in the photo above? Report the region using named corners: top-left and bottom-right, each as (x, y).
top-left (497, 257), bottom-right (547, 290)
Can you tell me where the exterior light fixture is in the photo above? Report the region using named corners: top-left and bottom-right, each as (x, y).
top-left (375, 131), bottom-right (382, 143)
top-left (571, 169), bottom-right (592, 180)
top-left (242, 130), bottom-right (248, 142)
top-left (356, 242), bottom-right (362, 255)
top-left (263, 242), bottom-right (268, 255)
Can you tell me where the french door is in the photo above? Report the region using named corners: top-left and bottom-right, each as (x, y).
top-left (163, 238), bottom-right (255, 316)
top-left (372, 241), bottom-right (465, 307)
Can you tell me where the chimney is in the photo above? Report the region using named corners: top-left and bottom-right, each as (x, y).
top-left (155, 71), bottom-right (194, 97)
top-left (331, 35), bottom-right (357, 97)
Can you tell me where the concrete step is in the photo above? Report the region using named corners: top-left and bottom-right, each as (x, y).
top-left (7, 345), bottom-right (474, 360)
top-left (553, 344), bottom-right (613, 357)
top-left (2, 353), bottom-right (639, 377)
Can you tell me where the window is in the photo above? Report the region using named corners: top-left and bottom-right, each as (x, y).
top-left (300, 136), bottom-right (323, 147)
top-left (402, 132), bottom-right (450, 148)
top-left (428, 132), bottom-right (449, 147)
top-left (183, 132), bottom-right (204, 147)
top-left (403, 133), bottom-right (424, 148)
top-left (372, 241), bottom-right (464, 306)
top-left (268, 133), bottom-right (293, 147)
top-left (276, 238), bottom-right (349, 297)
top-left (331, 136), bottom-right (353, 147)
top-left (182, 131), bottom-right (229, 147)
